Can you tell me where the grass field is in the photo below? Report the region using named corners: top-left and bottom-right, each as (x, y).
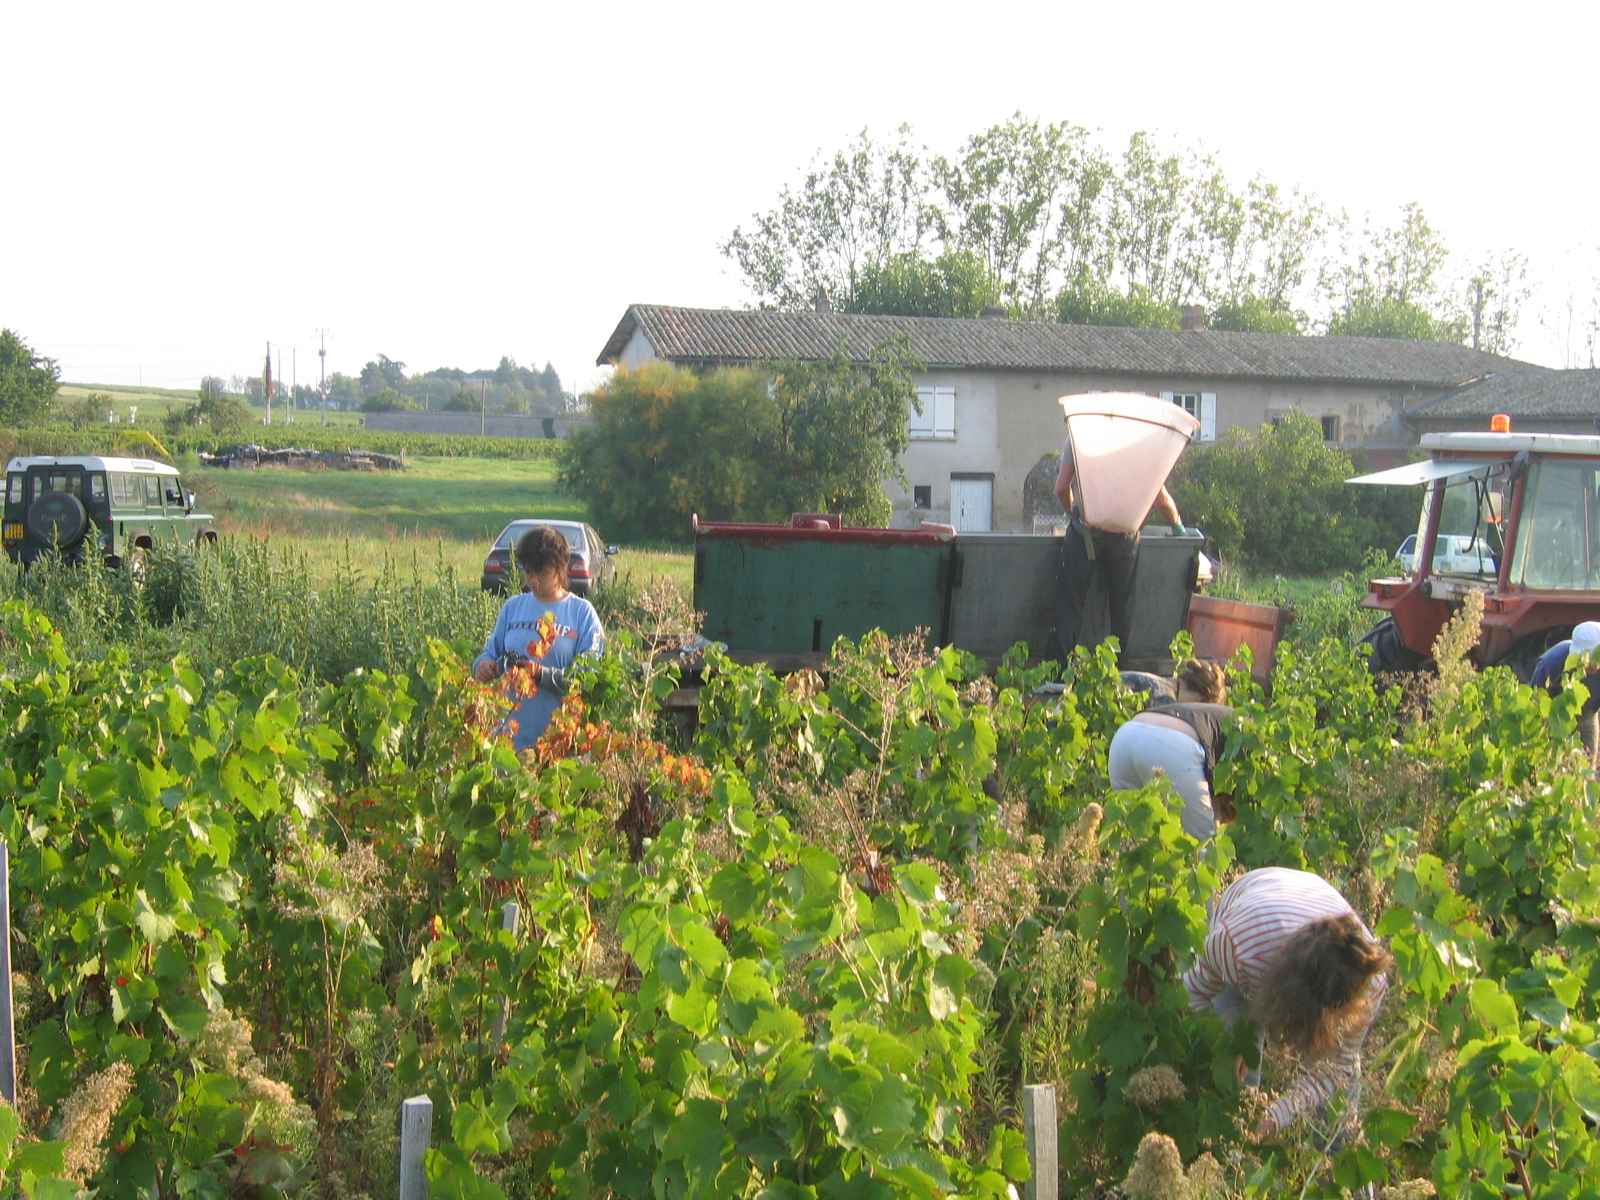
top-left (58, 382), bottom-right (366, 427)
top-left (186, 454), bottom-right (694, 593)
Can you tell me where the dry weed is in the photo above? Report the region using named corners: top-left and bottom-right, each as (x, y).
top-left (1123, 1064), bottom-right (1185, 1108)
top-left (1121, 1131), bottom-right (1187, 1200)
top-left (55, 1060), bottom-right (134, 1183)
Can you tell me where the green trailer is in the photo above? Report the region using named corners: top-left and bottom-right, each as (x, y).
top-left (692, 514), bottom-right (1214, 671)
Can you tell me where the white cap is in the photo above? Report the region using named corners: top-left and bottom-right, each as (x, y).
top-left (1573, 622), bottom-right (1600, 655)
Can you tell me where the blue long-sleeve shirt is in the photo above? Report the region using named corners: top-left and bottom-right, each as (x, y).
top-left (1530, 639), bottom-right (1600, 717)
top-left (474, 592), bottom-right (604, 749)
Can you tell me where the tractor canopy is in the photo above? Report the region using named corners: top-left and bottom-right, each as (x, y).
top-left (1347, 430), bottom-right (1600, 676)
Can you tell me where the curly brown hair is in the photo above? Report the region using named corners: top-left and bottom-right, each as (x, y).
top-left (514, 526), bottom-right (570, 589)
top-left (1253, 914), bottom-right (1392, 1062)
top-left (1177, 659), bottom-right (1228, 704)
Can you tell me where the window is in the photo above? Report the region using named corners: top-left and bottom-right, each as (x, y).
top-left (33, 472), bottom-right (85, 500)
top-left (1510, 460), bottom-right (1600, 589)
top-left (912, 485), bottom-right (932, 508)
top-left (1424, 465), bottom-right (1506, 580)
top-left (90, 474), bottom-right (106, 501)
top-left (6, 476), bottom-right (19, 505)
top-left (909, 386), bottom-right (956, 439)
top-left (1161, 391), bottom-right (1216, 441)
top-left (143, 476), bottom-right (162, 507)
top-left (111, 474), bottom-right (141, 506)
top-left (1321, 415), bottom-right (1341, 442)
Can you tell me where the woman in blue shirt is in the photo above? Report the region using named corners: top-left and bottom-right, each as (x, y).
top-left (472, 525), bottom-right (605, 750)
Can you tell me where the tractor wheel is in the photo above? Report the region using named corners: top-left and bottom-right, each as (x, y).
top-left (1359, 617), bottom-right (1425, 676)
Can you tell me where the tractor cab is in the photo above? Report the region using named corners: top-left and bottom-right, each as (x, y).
top-left (1349, 426), bottom-right (1600, 678)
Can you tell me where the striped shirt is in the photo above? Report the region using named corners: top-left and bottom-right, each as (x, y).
top-left (1182, 867), bottom-right (1388, 1131)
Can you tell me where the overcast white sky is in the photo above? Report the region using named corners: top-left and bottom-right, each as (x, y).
top-left (4, 0), bottom-right (1597, 393)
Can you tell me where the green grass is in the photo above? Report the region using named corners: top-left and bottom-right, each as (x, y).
top-left (185, 454), bottom-right (694, 593)
top-left (192, 455), bottom-right (584, 542)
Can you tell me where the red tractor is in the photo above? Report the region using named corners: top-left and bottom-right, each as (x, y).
top-left (1351, 425), bottom-right (1600, 679)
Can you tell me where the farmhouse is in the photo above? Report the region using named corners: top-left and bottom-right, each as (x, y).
top-left (597, 303), bottom-right (1538, 532)
top-left (1404, 368), bottom-right (1600, 436)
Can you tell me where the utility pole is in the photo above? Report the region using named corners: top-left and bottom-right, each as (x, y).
top-left (1471, 279), bottom-right (1484, 352)
top-left (480, 378), bottom-right (487, 437)
top-left (289, 346), bottom-right (297, 425)
top-left (264, 342), bottom-right (274, 425)
top-left (317, 329), bottom-right (329, 427)
top-left (275, 346), bottom-right (282, 427)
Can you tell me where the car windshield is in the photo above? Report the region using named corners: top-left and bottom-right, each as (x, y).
top-left (1418, 465), bottom-right (1506, 578)
top-left (1509, 459), bottom-right (1600, 589)
top-left (494, 522), bottom-right (582, 551)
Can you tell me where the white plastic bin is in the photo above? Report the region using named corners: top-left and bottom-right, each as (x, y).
top-left (1059, 393), bottom-right (1200, 533)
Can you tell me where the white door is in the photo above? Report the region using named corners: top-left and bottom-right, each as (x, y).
top-left (950, 476), bottom-right (993, 532)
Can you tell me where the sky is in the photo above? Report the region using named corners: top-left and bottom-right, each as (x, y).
top-left (5, 0), bottom-right (1599, 394)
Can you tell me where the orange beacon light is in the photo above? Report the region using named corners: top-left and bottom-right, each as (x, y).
top-left (1490, 413), bottom-right (1512, 432)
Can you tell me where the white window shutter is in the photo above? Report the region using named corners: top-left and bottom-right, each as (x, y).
top-left (1200, 392), bottom-right (1217, 442)
top-left (934, 387), bottom-right (956, 438)
top-left (1160, 391), bottom-right (1174, 404)
top-left (910, 387), bottom-right (934, 435)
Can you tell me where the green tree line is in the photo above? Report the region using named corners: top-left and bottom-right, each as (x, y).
top-left (725, 119), bottom-right (1529, 350)
top-left (195, 355), bottom-right (573, 422)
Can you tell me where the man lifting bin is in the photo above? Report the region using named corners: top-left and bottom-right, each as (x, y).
top-left (1047, 393), bottom-right (1198, 663)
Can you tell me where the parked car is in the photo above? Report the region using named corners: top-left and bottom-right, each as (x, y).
top-left (3, 454), bottom-right (216, 567)
top-left (480, 519), bottom-right (617, 596)
top-left (1395, 532), bottom-right (1496, 576)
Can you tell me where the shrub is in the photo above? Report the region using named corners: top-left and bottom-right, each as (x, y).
top-left (360, 387), bottom-right (421, 413)
top-left (1170, 411), bottom-right (1417, 573)
top-left (563, 339), bottom-right (920, 541)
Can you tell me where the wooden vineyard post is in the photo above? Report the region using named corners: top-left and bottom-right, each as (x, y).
top-left (399, 1095), bottom-right (433, 1200)
top-left (1022, 1084), bottom-right (1057, 1200)
top-left (489, 901), bottom-right (521, 1047)
top-left (0, 840), bottom-right (13, 1106)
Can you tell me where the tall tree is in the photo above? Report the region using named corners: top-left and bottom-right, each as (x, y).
top-left (1323, 204), bottom-right (1465, 342)
top-left (0, 329), bottom-right (60, 425)
top-left (760, 336), bottom-right (922, 524)
top-left (1462, 250), bottom-right (1530, 355)
top-left (359, 354), bottom-right (407, 394)
top-left (844, 250), bottom-right (1002, 319)
top-left (1109, 132), bottom-right (1196, 306)
top-left (721, 126), bottom-right (930, 310)
top-left (933, 114), bottom-right (1110, 319)
top-left (1056, 276), bottom-right (1177, 328)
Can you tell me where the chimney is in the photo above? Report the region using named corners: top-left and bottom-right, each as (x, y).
top-left (813, 286), bottom-right (832, 315)
top-left (1180, 305), bottom-right (1206, 331)
top-left (979, 305), bottom-right (1007, 320)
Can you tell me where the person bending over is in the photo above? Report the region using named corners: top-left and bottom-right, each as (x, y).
top-left (473, 526), bottom-right (605, 751)
top-left (1120, 659), bottom-right (1228, 710)
top-left (1530, 620), bottom-right (1600, 767)
top-left (1183, 868), bottom-right (1392, 1140)
top-left (1107, 663), bottom-right (1232, 839)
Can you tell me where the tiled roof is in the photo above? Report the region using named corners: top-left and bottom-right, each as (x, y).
top-left (1406, 368), bottom-right (1600, 419)
top-left (598, 304), bottom-right (1539, 387)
